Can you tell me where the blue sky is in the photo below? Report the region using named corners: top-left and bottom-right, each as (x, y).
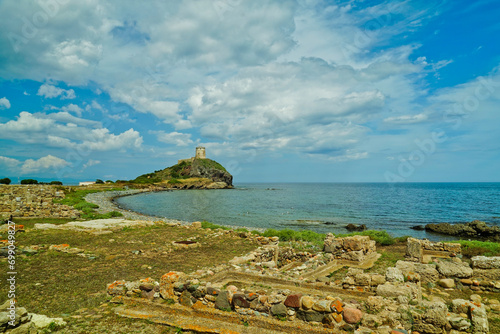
top-left (0, 0), bottom-right (499, 184)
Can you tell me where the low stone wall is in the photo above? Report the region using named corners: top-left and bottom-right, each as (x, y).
top-left (323, 234), bottom-right (376, 262)
top-left (405, 237), bottom-right (461, 263)
top-left (0, 185), bottom-right (79, 219)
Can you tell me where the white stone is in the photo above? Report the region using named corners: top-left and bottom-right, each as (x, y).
top-left (30, 314), bottom-right (66, 328)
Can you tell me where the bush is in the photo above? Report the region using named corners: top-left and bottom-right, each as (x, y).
top-left (105, 180), bottom-right (114, 183)
top-left (168, 178), bottom-right (181, 184)
top-left (50, 181), bottom-right (63, 185)
top-left (0, 178), bottom-right (11, 185)
top-left (201, 221), bottom-right (230, 230)
top-left (95, 179), bottom-right (104, 184)
top-left (21, 179), bottom-right (38, 184)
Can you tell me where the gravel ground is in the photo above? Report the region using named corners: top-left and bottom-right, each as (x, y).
top-left (84, 189), bottom-right (189, 225)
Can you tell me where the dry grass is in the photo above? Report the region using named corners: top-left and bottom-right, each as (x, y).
top-left (0, 220), bottom-right (258, 332)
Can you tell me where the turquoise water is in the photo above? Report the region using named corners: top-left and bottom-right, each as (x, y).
top-left (116, 183), bottom-right (500, 241)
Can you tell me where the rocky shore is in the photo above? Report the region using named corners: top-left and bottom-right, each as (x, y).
top-left (424, 220), bottom-right (500, 241)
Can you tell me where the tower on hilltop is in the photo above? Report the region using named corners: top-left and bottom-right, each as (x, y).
top-left (195, 146), bottom-right (206, 159)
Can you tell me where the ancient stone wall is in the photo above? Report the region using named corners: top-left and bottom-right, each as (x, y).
top-left (405, 237), bottom-right (461, 263)
top-left (0, 185), bottom-right (79, 219)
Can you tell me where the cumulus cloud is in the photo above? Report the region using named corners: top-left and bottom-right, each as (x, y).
top-left (0, 111), bottom-right (143, 151)
top-left (0, 97), bottom-right (11, 109)
top-left (0, 156), bottom-right (20, 168)
top-left (61, 104), bottom-right (84, 116)
top-left (21, 155), bottom-right (71, 174)
top-left (37, 83), bottom-right (76, 99)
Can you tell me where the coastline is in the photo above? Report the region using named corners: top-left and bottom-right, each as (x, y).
top-left (84, 189), bottom-right (189, 225)
top-left (85, 188), bottom-right (266, 231)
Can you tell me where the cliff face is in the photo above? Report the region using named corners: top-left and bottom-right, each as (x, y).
top-left (133, 158), bottom-right (233, 188)
top-left (189, 159), bottom-right (233, 186)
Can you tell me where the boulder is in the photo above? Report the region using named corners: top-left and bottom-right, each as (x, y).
top-left (312, 300), bottom-right (331, 313)
top-left (215, 291), bottom-right (231, 311)
top-left (270, 303), bottom-right (287, 317)
top-left (343, 307), bottom-right (363, 324)
top-left (386, 267), bottom-right (404, 283)
top-left (296, 309), bottom-right (324, 322)
top-left (284, 294), bottom-right (302, 308)
top-left (436, 261), bottom-right (473, 278)
top-left (232, 294), bottom-right (250, 308)
top-left (471, 256), bottom-right (500, 269)
top-left (301, 296), bottom-right (314, 310)
top-left (438, 278), bottom-right (455, 288)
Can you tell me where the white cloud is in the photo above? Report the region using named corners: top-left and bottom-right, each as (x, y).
top-left (82, 159), bottom-right (101, 170)
top-left (37, 83), bottom-right (76, 99)
top-left (61, 104), bottom-right (84, 116)
top-left (0, 111), bottom-right (143, 151)
top-left (384, 113), bottom-right (428, 124)
top-left (21, 155), bottom-right (71, 174)
top-left (152, 131), bottom-right (193, 147)
top-left (0, 156), bottom-right (20, 168)
top-left (0, 97), bottom-right (11, 109)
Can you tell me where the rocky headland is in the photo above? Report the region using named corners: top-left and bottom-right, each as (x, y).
top-left (424, 220), bottom-right (500, 241)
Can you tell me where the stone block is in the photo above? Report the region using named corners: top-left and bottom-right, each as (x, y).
top-left (472, 256), bottom-right (500, 269)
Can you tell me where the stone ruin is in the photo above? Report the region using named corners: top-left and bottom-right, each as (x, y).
top-left (323, 233), bottom-right (376, 262)
top-left (405, 237), bottom-right (462, 263)
top-left (106, 234), bottom-right (499, 333)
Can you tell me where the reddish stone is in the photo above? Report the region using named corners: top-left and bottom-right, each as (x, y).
top-left (284, 293), bottom-right (302, 308)
top-left (232, 294), bottom-right (250, 308)
top-left (343, 307), bottom-right (363, 324)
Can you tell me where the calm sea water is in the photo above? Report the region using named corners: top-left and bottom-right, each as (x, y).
top-left (116, 183), bottom-right (500, 241)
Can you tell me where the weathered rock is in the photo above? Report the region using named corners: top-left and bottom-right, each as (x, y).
top-left (301, 296), bottom-right (314, 310)
top-left (107, 280), bottom-right (126, 295)
top-left (284, 293), bottom-right (302, 308)
top-left (160, 272), bottom-right (182, 299)
top-left (296, 309), bottom-right (324, 322)
top-left (355, 273), bottom-right (371, 286)
top-left (331, 299), bottom-right (344, 313)
top-left (343, 307), bottom-right (363, 324)
top-left (215, 291), bottom-right (231, 311)
top-left (447, 314), bottom-right (471, 331)
top-left (232, 294), bottom-right (250, 308)
top-left (345, 223), bottom-right (367, 231)
top-left (436, 260), bottom-right (473, 278)
top-left (438, 278), bottom-right (455, 288)
top-left (270, 303), bottom-right (287, 317)
top-left (267, 293), bottom-right (286, 304)
top-left (30, 313), bottom-right (66, 329)
top-left (312, 300), bottom-right (331, 313)
top-left (405, 237), bottom-right (423, 262)
top-left (371, 274), bottom-right (386, 286)
top-left (376, 282), bottom-right (420, 300)
top-left (470, 303), bottom-right (488, 334)
top-left (425, 220), bottom-right (500, 241)
top-left (386, 267), bottom-right (404, 283)
top-left (471, 256), bottom-right (500, 269)
top-left (179, 290), bottom-right (193, 307)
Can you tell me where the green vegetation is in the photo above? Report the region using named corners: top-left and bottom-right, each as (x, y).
top-left (168, 178), bottom-right (181, 184)
top-left (21, 178), bottom-right (38, 184)
top-left (262, 228), bottom-right (325, 247)
top-left (53, 187), bottom-right (124, 220)
top-left (337, 230), bottom-right (399, 246)
top-left (195, 158), bottom-right (227, 172)
top-left (95, 179), bottom-right (104, 184)
top-left (0, 177), bottom-right (11, 185)
top-left (49, 181), bottom-right (63, 185)
top-left (201, 221), bottom-right (231, 230)
top-left (450, 239), bottom-right (500, 257)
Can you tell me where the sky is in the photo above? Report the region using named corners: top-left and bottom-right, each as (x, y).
top-left (0, 0), bottom-right (499, 184)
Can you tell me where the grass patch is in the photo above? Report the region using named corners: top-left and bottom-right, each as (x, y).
top-left (12, 217), bottom-right (74, 229)
top-left (337, 230), bottom-right (397, 246)
top-left (449, 239), bottom-right (500, 257)
top-left (262, 228), bottom-right (325, 247)
top-left (201, 221), bottom-right (231, 230)
top-left (53, 187), bottom-right (125, 220)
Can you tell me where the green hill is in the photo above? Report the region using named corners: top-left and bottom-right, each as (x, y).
top-left (133, 158), bottom-right (233, 188)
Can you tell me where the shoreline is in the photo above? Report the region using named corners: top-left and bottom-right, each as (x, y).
top-left (85, 188), bottom-right (266, 232)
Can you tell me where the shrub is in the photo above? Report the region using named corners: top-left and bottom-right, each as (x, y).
top-left (50, 181), bottom-right (63, 185)
top-left (21, 179), bottom-right (38, 184)
top-left (201, 221), bottom-right (230, 230)
top-left (95, 179), bottom-right (104, 184)
top-left (0, 178), bottom-right (11, 185)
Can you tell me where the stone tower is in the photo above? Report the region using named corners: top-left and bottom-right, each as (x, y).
top-left (195, 146), bottom-right (206, 159)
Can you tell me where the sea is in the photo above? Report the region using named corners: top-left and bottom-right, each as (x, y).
top-left (115, 182), bottom-right (500, 241)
